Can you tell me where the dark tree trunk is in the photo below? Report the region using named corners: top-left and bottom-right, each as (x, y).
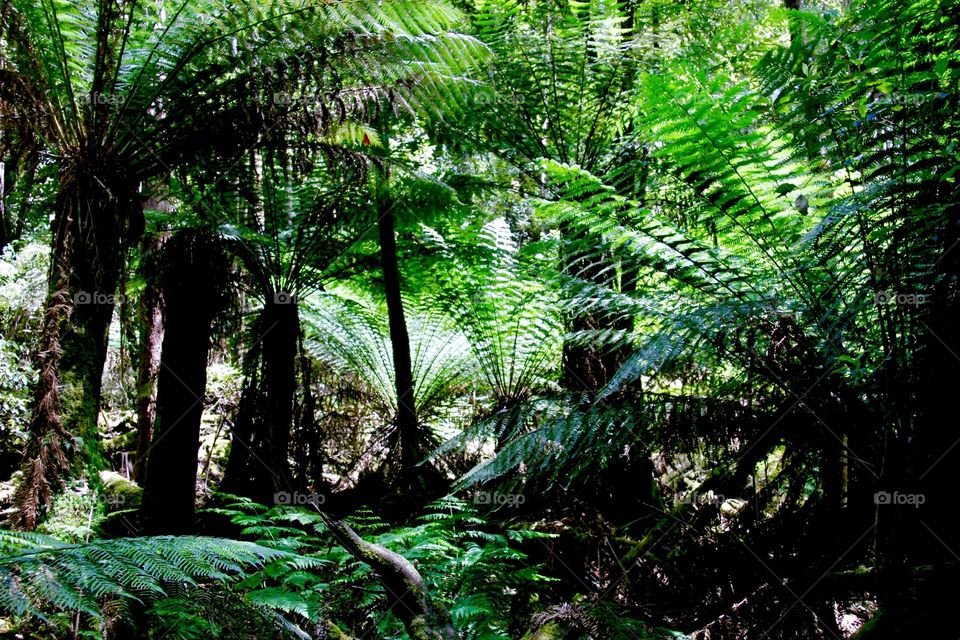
top-left (141, 230), bottom-right (227, 535)
top-left (220, 299), bottom-right (299, 504)
top-left (377, 182), bottom-right (420, 475)
top-left (291, 336), bottom-right (324, 490)
top-left (132, 236), bottom-right (164, 483)
top-left (219, 366), bottom-right (259, 499)
top-left (258, 299), bottom-right (298, 494)
top-left (909, 207), bottom-right (960, 565)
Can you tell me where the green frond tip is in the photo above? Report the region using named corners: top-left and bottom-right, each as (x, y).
top-left (0, 532), bottom-right (290, 624)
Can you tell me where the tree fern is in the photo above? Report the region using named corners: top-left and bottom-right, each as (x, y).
top-left (2, 0), bottom-right (492, 527)
top-left (448, 0), bottom-right (960, 516)
top-left (302, 291), bottom-right (474, 424)
top-left (424, 218), bottom-right (563, 405)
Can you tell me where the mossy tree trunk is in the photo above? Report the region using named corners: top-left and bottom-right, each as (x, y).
top-left (132, 235), bottom-right (164, 483)
top-left (15, 163), bottom-right (132, 529)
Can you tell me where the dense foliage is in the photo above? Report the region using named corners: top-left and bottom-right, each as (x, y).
top-left (1, 0), bottom-right (957, 638)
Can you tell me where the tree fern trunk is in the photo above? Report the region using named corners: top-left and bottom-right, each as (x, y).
top-left (219, 372), bottom-right (259, 499)
top-left (17, 292), bottom-right (112, 530)
top-left (141, 231), bottom-right (227, 534)
top-left (377, 177), bottom-right (420, 476)
top-left (257, 298), bottom-right (298, 496)
top-left (15, 172), bottom-right (127, 529)
top-left (909, 204), bottom-right (960, 565)
top-left (292, 336), bottom-right (324, 490)
top-left (220, 300), bottom-right (299, 503)
top-left (58, 297), bottom-right (114, 468)
top-left (561, 232), bottom-right (629, 395)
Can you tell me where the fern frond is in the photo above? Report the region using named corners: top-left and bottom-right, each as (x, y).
top-left (0, 532), bottom-right (290, 625)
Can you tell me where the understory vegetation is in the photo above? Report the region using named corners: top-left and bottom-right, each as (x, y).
top-left (1, 0), bottom-right (958, 638)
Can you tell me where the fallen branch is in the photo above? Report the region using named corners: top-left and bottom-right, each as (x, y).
top-left (318, 513), bottom-right (454, 640)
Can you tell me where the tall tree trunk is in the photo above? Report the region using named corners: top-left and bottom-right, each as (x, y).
top-left (141, 230), bottom-right (227, 535)
top-left (15, 165), bottom-right (130, 529)
top-left (376, 176), bottom-right (420, 475)
top-left (909, 208), bottom-right (960, 564)
top-left (132, 236), bottom-right (164, 483)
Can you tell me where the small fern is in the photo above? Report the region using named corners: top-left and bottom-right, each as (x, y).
top-left (0, 532), bottom-right (289, 629)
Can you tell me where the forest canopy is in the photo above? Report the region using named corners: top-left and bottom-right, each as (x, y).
top-left (0, 0), bottom-right (958, 638)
